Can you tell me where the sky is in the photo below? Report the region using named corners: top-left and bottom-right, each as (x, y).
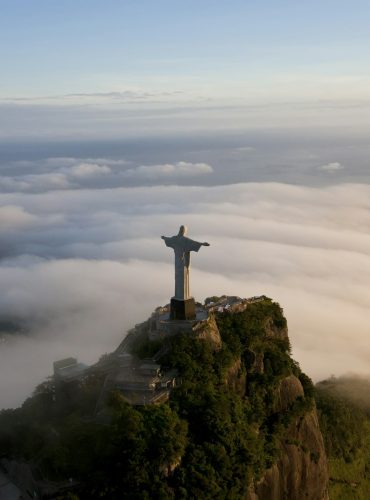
top-left (1, 1), bottom-right (370, 95)
top-left (1, 1), bottom-right (370, 408)
top-left (1, 0), bottom-right (370, 139)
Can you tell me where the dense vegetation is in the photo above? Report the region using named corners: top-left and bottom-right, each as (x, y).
top-left (0, 299), bottom-right (314, 499)
top-left (315, 376), bottom-right (370, 499)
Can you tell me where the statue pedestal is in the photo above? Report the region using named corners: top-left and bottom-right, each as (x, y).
top-left (170, 297), bottom-right (196, 321)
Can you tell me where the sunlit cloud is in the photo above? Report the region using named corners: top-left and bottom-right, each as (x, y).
top-left (122, 161), bottom-right (213, 180)
top-left (318, 162), bottom-right (344, 173)
top-left (0, 157), bottom-right (214, 194)
top-left (1, 180), bottom-right (370, 408)
top-left (0, 205), bottom-right (37, 230)
top-left (66, 163), bottom-right (112, 178)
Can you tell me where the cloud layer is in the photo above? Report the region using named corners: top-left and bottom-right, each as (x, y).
top-left (318, 161), bottom-right (344, 173)
top-left (122, 161), bottom-right (213, 180)
top-left (0, 157), bottom-right (213, 193)
top-left (1, 179), bottom-right (370, 408)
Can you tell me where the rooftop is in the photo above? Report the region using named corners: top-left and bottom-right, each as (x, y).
top-left (54, 358), bottom-right (88, 382)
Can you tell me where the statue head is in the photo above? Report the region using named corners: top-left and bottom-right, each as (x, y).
top-left (178, 225), bottom-right (188, 236)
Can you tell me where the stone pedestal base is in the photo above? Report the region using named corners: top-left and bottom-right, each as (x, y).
top-left (170, 297), bottom-right (196, 321)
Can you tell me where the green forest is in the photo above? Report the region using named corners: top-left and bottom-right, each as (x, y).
top-left (315, 376), bottom-right (370, 499)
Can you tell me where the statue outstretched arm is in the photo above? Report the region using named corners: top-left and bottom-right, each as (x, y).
top-left (161, 235), bottom-right (175, 248)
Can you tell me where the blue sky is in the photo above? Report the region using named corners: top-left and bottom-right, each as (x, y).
top-left (1, 1), bottom-right (370, 140)
top-left (1, 0), bottom-right (370, 99)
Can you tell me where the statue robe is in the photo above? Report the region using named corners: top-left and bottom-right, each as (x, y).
top-left (162, 234), bottom-right (203, 300)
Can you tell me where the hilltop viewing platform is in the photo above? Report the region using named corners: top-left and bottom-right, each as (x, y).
top-left (148, 295), bottom-right (266, 341)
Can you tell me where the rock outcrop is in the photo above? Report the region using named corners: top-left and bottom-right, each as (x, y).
top-left (247, 409), bottom-right (329, 500)
top-left (192, 313), bottom-right (222, 349)
top-left (225, 357), bottom-right (247, 396)
top-left (247, 375), bottom-right (329, 500)
top-left (273, 375), bottom-right (304, 413)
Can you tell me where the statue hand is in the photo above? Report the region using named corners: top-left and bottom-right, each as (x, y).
top-left (202, 242), bottom-right (210, 246)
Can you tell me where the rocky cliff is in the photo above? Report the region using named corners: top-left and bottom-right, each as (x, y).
top-left (247, 385), bottom-right (329, 500)
top-left (236, 303), bottom-right (329, 500)
top-left (148, 296), bottom-right (329, 499)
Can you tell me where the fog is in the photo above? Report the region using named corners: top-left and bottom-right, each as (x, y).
top-left (1, 168), bottom-right (370, 408)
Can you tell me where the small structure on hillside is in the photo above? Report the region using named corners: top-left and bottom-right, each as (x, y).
top-left (113, 360), bottom-right (178, 406)
top-left (95, 356), bottom-right (178, 409)
top-left (53, 357), bottom-right (88, 382)
top-left (53, 357), bottom-right (90, 404)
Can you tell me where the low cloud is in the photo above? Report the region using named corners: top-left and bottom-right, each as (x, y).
top-left (318, 162), bottom-right (344, 173)
top-left (66, 163), bottom-right (111, 178)
top-left (37, 157), bottom-right (128, 169)
top-left (0, 173), bottom-right (71, 193)
top-left (0, 205), bottom-right (37, 230)
top-left (1, 181), bottom-right (370, 408)
top-left (0, 158), bottom-right (213, 194)
top-left (122, 161), bottom-right (213, 180)
top-left (0, 157), bottom-right (116, 193)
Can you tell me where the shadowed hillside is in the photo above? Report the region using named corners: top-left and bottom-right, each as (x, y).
top-left (316, 376), bottom-right (370, 499)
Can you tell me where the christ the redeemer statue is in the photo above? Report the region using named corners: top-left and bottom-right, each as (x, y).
top-left (161, 225), bottom-right (209, 320)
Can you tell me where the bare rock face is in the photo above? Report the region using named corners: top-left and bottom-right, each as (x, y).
top-left (251, 351), bottom-right (264, 373)
top-left (264, 317), bottom-right (289, 341)
top-left (192, 313), bottom-right (222, 350)
top-left (273, 375), bottom-right (304, 413)
top-left (224, 357), bottom-right (246, 396)
top-left (247, 409), bottom-right (329, 500)
top-left (247, 376), bottom-right (329, 500)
